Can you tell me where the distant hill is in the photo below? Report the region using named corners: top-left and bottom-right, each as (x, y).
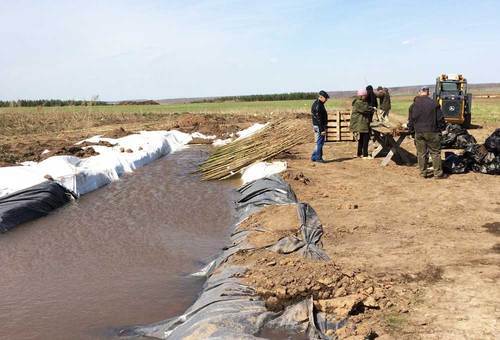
top-left (375, 83), bottom-right (500, 96)
top-left (149, 82), bottom-right (500, 104)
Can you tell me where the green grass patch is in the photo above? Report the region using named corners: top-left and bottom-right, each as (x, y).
top-left (384, 313), bottom-right (408, 333)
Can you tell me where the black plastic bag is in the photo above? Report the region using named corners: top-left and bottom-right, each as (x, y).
top-left (455, 134), bottom-right (477, 148)
top-left (443, 152), bottom-right (470, 174)
top-left (484, 128), bottom-right (500, 154)
top-left (463, 144), bottom-right (489, 163)
top-left (441, 124), bottom-right (476, 149)
top-left (471, 154), bottom-right (500, 175)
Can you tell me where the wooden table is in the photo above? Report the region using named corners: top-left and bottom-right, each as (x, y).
top-left (371, 125), bottom-right (415, 166)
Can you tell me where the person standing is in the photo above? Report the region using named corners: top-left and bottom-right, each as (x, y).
top-left (408, 87), bottom-right (446, 179)
top-left (311, 90), bottom-right (329, 162)
top-left (377, 86), bottom-right (391, 120)
top-left (350, 89), bottom-right (372, 159)
top-left (366, 85), bottom-right (378, 122)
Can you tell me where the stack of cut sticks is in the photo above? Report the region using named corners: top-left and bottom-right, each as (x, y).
top-left (200, 119), bottom-right (311, 180)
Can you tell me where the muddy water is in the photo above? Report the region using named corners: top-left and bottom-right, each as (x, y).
top-left (0, 147), bottom-right (236, 340)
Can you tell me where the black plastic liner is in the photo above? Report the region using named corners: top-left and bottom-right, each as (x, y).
top-left (119, 175), bottom-right (337, 339)
top-left (236, 175), bottom-right (298, 219)
top-left (441, 124), bottom-right (477, 149)
top-left (0, 181), bottom-right (75, 233)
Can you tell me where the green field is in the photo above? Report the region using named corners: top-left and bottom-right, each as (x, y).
top-left (1, 96), bottom-right (498, 137)
top-left (2, 96), bottom-right (498, 121)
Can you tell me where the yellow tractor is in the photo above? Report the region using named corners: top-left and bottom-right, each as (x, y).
top-left (433, 74), bottom-right (472, 127)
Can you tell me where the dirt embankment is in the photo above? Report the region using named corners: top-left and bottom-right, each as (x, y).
top-left (0, 113), bottom-right (266, 166)
top-left (229, 202), bottom-right (416, 338)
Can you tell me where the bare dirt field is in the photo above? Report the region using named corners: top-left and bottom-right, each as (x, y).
top-left (0, 113), bottom-right (266, 166)
top-left (272, 125), bottom-right (499, 338)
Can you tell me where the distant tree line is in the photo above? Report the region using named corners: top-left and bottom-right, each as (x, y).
top-left (0, 99), bottom-right (110, 107)
top-left (193, 92), bottom-right (318, 103)
top-left (117, 100), bottom-right (159, 105)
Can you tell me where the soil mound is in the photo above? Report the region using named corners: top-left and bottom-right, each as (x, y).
top-left (40, 146), bottom-right (99, 160)
top-left (238, 204), bottom-right (300, 247)
top-left (104, 127), bottom-right (131, 138)
top-left (79, 140), bottom-right (116, 148)
top-left (171, 114), bottom-right (254, 138)
top-left (234, 251), bottom-right (389, 315)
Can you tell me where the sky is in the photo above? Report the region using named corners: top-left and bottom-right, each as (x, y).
top-left (1, 0), bottom-right (499, 101)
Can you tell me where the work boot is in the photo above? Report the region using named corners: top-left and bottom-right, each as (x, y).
top-left (420, 171), bottom-right (432, 179)
top-left (434, 173), bottom-right (449, 180)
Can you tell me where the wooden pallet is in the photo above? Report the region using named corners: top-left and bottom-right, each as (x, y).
top-left (325, 111), bottom-right (355, 142)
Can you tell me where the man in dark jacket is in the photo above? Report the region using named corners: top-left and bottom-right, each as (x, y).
top-left (377, 86), bottom-right (391, 120)
top-left (408, 87), bottom-right (446, 179)
top-left (366, 85), bottom-right (378, 122)
top-left (311, 90), bottom-right (329, 162)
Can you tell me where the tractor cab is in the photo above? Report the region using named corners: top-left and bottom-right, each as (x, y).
top-left (433, 74), bottom-right (472, 127)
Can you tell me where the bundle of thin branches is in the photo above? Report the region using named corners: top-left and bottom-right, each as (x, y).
top-left (200, 119), bottom-right (311, 180)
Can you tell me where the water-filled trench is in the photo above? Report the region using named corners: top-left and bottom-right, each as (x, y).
top-left (0, 147), bottom-right (236, 340)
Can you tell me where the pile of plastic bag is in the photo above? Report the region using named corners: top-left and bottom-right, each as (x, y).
top-left (441, 124), bottom-right (477, 149)
top-left (444, 128), bottom-right (500, 175)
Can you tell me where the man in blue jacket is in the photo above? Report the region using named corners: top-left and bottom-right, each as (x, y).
top-left (311, 90), bottom-right (329, 162)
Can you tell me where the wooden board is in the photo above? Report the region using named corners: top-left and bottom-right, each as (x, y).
top-left (325, 111), bottom-right (355, 142)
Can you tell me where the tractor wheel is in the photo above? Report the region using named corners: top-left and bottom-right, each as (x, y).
top-left (463, 113), bottom-right (472, 128)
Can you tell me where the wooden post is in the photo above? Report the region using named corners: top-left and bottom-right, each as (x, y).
top-left (336, 111), bottom-right (341, 141)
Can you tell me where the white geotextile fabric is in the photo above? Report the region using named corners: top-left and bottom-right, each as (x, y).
top-left (0, 130), bottom-right (192, 198)
top-left (212, 138), bottom-right (233, 147)
top-left (191, 132), bottom-right (216, 140)
top-left (212, 123), bottom-right (268, 147)
top-left (0, 123), bottom-right (269, 199)
top-left (241, 161), bottom-right (288, 184)
top-left (235, 123), bottom-right (268, 140)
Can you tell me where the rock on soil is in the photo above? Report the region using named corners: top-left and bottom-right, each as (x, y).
top-left (104, 127), bottom-right (131, 138)
top-left (40, 145), bottom-right (99, 160)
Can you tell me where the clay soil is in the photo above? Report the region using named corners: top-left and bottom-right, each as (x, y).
top-left (254, 124), bottom-right (499, 339)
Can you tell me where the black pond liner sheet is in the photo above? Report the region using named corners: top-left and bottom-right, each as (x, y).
top-left (119, 175), bottom-right (341, 339)
top-left (0, 181), bottom-right (75, 233)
